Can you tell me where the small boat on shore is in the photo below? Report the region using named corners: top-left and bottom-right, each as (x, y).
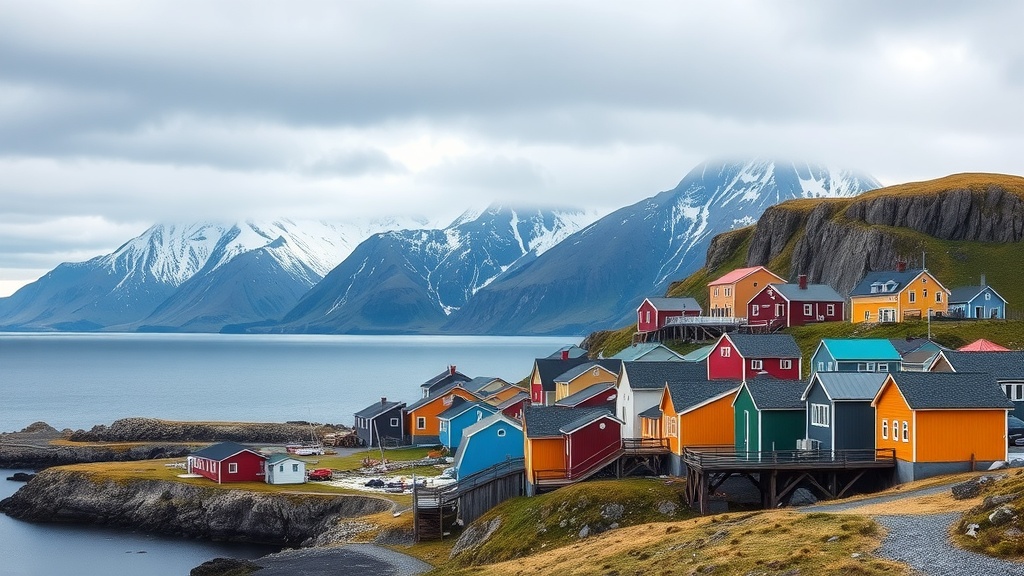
top-left (285, 443), bottom-right (325, 456)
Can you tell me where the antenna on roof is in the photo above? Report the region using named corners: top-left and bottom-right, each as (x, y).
top-left (922, 251), bottom-right (926, 270)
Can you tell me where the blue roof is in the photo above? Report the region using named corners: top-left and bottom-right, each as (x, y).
top-left (819, 339), bottom-right (901, 362)
top-left (768, 283), bottom-right (844, 302)
top-left (437, 401), bottom-right (497, 421)
top-left (849, 269), bottom-right (930, 297)
top-left (643, 297), bottom-right (702, 312)
top-left (191, 441), bottom-right (264, 461)
top-left (610, 343), bottom-right (683, 361)
top-left (950, 285), bottom-right (1006, 305)
top-left (804, 372), bottom-right (887, 402)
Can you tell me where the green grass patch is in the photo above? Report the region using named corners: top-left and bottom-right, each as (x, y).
top-left (954, 469), bottom-right (1024, 559)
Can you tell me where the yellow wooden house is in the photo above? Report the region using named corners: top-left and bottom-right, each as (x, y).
top-left (707, 266), bottom-right (784, 318)
top-left (849, 267), bottom-right (950, 323)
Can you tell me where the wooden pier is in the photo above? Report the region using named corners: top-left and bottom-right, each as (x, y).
top-left (683, 446), bottom-right (897, 514)
top-left (636, 316), bottom-right (748, 344)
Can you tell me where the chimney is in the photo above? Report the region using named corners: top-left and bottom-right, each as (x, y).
top-left (798, 274), bottom-right (807, 290)
top-left (449, 365), bottom-right (456, 376)
top-left (381, 397), bottom-right (387, 406)
top-left (896, 261), bottom-right (907, 273)
top-left (981, 273), bottom-right (987, 287)
top-left (561, 350), bottom-right (569, 360)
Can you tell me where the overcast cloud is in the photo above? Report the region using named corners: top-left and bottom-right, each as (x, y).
top-left (2, 0), bottom-right (1023, 295)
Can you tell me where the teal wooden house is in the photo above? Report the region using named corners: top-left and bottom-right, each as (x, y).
top-left (732, 377), bottom-right (806, 453)
top-left (452, 413), bottom-right (524, 480)
top-left (438, 401), bottom-right (499, 451)
top-left (811, 339), bottom-right (902, 374)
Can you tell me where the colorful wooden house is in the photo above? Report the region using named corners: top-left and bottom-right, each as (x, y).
top-left (707, 266), bottom-right (784, 318)
top-left (438, 401), bottom-right (499, 451)
top-left (484, 383), bottom-right (528, 405)
top-left (463, 376), bottom-right (512, 397)
top-left (555, 383), bottom-right (617, 409)
top-left (810, 339), bottom-right (902, 374)
top-left (889, 338), bottom-right (942, 372)
top-left (495, 391), bottom-right (530, 420)
top-left (801, 372), bottom-right (887, 451)
top-left (404, 383), bottom-right (480, 445)
top-left (419, 365), bottom-right (473, 398)
top-left (732, 377), bottom-right (806, 453)
top-left (930, 350), bottom-right (1024, 418)
top-left (553, 360), bottom-right (620, 402)
top-left (636, 297), bottom-right (702, 333)
top-left (616, 361), bottom-right (708, 438)
top-left (747, 276), bottom-right (844, 329)
top-left (660, 379), bottom-right (742, 475)
top-left (949, 276), bottom-right (1007, 319)
top-left (354, 397), bottom-right (406, 448)
top-left (528, 356), bottom-right (594, 406)
top-left (872, 372), bottom-right (1012, 482)
top-left (453, 413), bottom-right (525, 480)
top-left (610, 342), bottom-right (684, 362)
top-left (708, 333), bottom-right (802, 381)
top-left (523, 406), bottom-right (623, 494)
top-left (849, 267), bottom-right (949, 323)
top-left (264, 454), bottom-right (306, 485)
top-left (548, 345), bottom-right (589, 359)
top-left (187, 441), bottom-right (267, 484)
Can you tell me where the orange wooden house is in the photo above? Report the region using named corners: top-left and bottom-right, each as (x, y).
top-left (404, 383), bottom-right (481, 445)
top-left (658, 379), bottom-right (743, 475)
top-left (707, 266), bottom-right (784, 318)
top-left (553, 361), bottom-right (620, 402)
top-left (871, 372), bottom-right (1011, 482)
top-left (523, 405), bottom-right (623, 494)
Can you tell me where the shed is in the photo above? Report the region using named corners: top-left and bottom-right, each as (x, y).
top-left (747, 278), bottom-right (845, 329)
top-left (187, 442), bottom-right (267, 484)
top-left (438, 401), bottom-right (499, 451)
top-left (354, 397), bottom-right (406, 448)
top-left (949, 279), bottom-right (1007, 319)
top-left (453, 413), bottom-right (525, 480)
top-left (265, 454), bottom-right (306, 485)
top-left (800, 372), bottom-right (887, 451)
top-left (523, 406), bottom-right (623, 493)
top-left (732, 377), bottom-right (806, 453)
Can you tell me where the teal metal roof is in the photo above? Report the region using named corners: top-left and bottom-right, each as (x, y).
top-left (821, 339), bottom-right (901, 361)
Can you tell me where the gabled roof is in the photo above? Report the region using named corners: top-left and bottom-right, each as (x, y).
top-left (875, 372), bottom-right (1013, 410)
top-left (462, 412), bottom-right (522, 440)
top-left (610, 343), bottom-right (684, 361)
top-left (639, 405), bottom-right (663, 419)
top-left (803, 372), bottom-right (887, 402)
top-left (555, 383), bottom-right (617, 408)
top-left (950, 285), bottom-right (1007, 304)
top-left (681, 345), bottom-right (715, 362)
top-left (708, 266), bottom-right (782, 286)
top-left (420, 368), bottom-right (473, 390)
top-left (437, 401), bottom-right (497, 422)
top-left (462, 376), bottom-right (507, 395)
top-left (959, 339), bottom-right (1011, 352)
top-left (554, 360), bottom-right (621, 383)
top-left (495, 391), bottom-right (530, 410)
top-left (642, 297), bottom-right (702, 312)
top-left (849, 269), bottom-right (947, 297)
top-left (763, 282), bottom-right (844, 302)
top-left (560, 410), bottom-right (621, 435)
top-left (532, 357), bottom-right (594, 391)
top-left (940, 350), bottom-right (1024, 381)
top-left (666, 379), bottom-right (742, 414)
top-left (405, 383), bottom-right (474, 412)
top-left (888, 337), bottom-right (941, 356)
top-left (546, 345), bottom-right (588, 359)
top-left (523, 405), bottom-right (614, 438)
top-left (355, 400), bottom-right (406, 419)
top-left (738, 377), bottom-right (805, 411)
top-left (817, 339), bottom-right (901, 362)
top-left (622, 361), bottom-right (709, 390)
top-left (266, 453), bottom-right (304, 465)
top-left (191, 441), bottom-right (264, 461)
top-left (723, 333), bottom-right (801, 359)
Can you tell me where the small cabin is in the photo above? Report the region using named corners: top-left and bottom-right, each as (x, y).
top-left (187, 442), bottom-right (267, 484)
top-left (553, 361), bottom-right (620, 402)
top-left (949, 279), bottom-right (1007, 319)
top-left (636, 297), bottom-right (702, 333)
top-left (438, 401), bottom-right (499, 451)
top-left (354, 397), bottom-right (406, 448)
top-left (810, 339), bottom-right (902, 375)
top-left (453, 413), bottom-right (525, 480)
top-left (523, 406), bottom-right (623, 494)
top-left (495, 391), bottom-right (530, 420)
top-left (659, 379), bottom-right (742, 475)
top-left (265, 454), bottom-right (306, 485)
top-left (801, 372), bottom-right (887, 452)
top-left (732, 377), bottom-right (806, 453)
top-left (707, 266), bottom-right (784, 318)
top-left (528, 356), bottom-right (594, 406)
top-left (707, 333), bottom-right (802, 381)
top-left (747, 276), bottom-right (844, 329)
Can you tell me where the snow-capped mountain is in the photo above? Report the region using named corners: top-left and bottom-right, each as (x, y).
top-left (443, 159), bottom-right (880, 335)
top-left (0, 218), bottom-right (428, 331)
top-left (270, 205), bottom-right (598, 333)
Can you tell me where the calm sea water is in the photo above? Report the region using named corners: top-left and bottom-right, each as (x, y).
top-left (0, 332), bottom-right (578, 576)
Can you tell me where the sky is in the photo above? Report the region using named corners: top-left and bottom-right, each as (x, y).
top-left (2, 1), bottom-right (1024, 296)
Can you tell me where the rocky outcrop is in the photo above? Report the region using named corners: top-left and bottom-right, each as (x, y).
top-left (0, 469), bottom-right (392, 546)
top-left (68, 418), bottom-right (349, 443)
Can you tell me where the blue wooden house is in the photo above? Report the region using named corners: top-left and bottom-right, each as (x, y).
top-left (949, 277), bottom-right (1007, 319)
top-left (811, 339), bottom-right (902, 374)
top-left (452, 413), bottom-right (525, 480)
top-left (438, 401), bottom-right (499, 451)
top-left (800, 372), bottom-right (887, 451)
top-left (732, 377), bottom-right (806, 453)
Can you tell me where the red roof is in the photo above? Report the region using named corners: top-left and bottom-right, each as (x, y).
top-left (708, 266), bottom-right (780, 286)
top-left (958, 339), bottom-right (1011, 352)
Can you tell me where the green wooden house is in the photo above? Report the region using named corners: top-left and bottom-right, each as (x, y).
top-left (732, 376), bottom-right (806, 453)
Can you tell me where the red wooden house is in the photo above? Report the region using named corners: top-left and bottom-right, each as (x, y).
top-left (747, 275), bottom-right (845, 329)
top-left (524, 405), bottom-right (623, 494)
top-left (187, 441), bottom-right (267, 484)
top-left (708, 333), bottom-right (802, 381)
top-left (636, 297), bottom-right (702, 333)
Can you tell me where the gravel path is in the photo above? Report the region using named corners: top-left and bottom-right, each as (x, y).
top-left (252, 543), bottom-right (432, 576)
top-left (801, 483), bottom-right (954, 513)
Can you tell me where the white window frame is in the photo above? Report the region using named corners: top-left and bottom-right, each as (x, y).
top-left (721, 346), bottom-right (731, 358)
top-left (817, 361), bottom-right (825, 372)
top-left (902, 421), bottom-right (909, 442)
top-left (725, 287), bottom-right (732, 297)
top-left (1005, 383), bottom-right (1024, 401)
top-left (292, 463), bottom-right (299, 472)
top-left (751, 359), bottom-right (763, 370)
top-left (390, 417), bottom-right (399, 427)
top-left (810, 403), bottom-right (830, 427)
top-left (497, 428), bottom-right (507, 437)
top-left (439, 420), bottom-right (447, 431)
top-left (776, 303), bottom-right (785, 316)
top-left (752, 306), bottom-right (759, 317)
top-left (714, 287), bottom-right (719, 297)
top-left (826, 304), bottom-right (835, 316)
top-left (803, 304), bottom-right (813, 316)
top-left (881, 419), bottom-right (888, 439)
top-left (877, 363), bottom-right (889, 373)
top-left (864, 310), bottom-right (870, 321)
top-left (780, 359), bottom-right (792, 370)
top-left (936, 292), bottom-right (942, 303)
top-left (908, 291), bottom-right (916, 303)
top-left (416, 416), bottom-right (426, 430)
top-left (228, 462), bottom-right (238, 474)
top-left (891, 420), bottom-right (898, 441)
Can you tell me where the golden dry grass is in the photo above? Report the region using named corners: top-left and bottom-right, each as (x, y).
top-left (856, 173), bottom-right (1024, 200)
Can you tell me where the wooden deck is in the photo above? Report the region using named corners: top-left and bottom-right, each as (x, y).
top-left (413, 458), bottom-right (525, 541)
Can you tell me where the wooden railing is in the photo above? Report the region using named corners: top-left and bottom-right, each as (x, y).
top-left (683, 446), bottom-right (896, 469)
top-left (622, 437), bottom-right (670, 454)
top-left (533, 441), bottom-right (623, 483)
top-left (414, 457), bottom-right (524, 507)
top-left (664, 316), bottom-right (747, 327)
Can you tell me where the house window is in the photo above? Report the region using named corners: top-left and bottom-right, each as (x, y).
top-left (936, 292), bottom-right (942, 303)
top-left (667, 417), bottom-right (678, 436)
top-left (292, 464), bottom-right (299, 472)
top-left (776, 303), bottom-right (785, 316)
top-left (752, 306), bottom-right (759, 317)
top-left (439, 420), bottom-right (447, 431)
top-left (864, 310), bottom-right (870, 321)
top-left (891, 420), bottom-right (898, 441)
top-left (725, 287), bottom-right (732, 297)
top-left (827, 304), bottom-right (835, 316)
top-left (780, 359), bottom-right (792, 370)
top-left (902, 421), bottom-right (909, 442)
top-left (721, 347), bottom-right (731, 358)
top-left (390, 417), bottom-right (399, 427)
top-left (986, 293), bottom-right (992, 301)
top-left (810, 404), bottom-right (830, 427)
top-left (497, 428), bottom-right (506, 437)
top-left (416, 417), bottom-right (426, 430)
top-left (882, 420), bottom-right (888, 439)
top-left (1004, 383), bottom-right (1024, 401)
top-left (803, 304), bottom-right (813, 316)
top-left (923, 289), bottom-right (928, 298)
top-left (909, 291), bottom-right (916, 303)
top-left (714, 287), bottom-right (719, 297)
top-left (751, 359), bottom-right (763, 370)
top-left (817, 361), bottom-right (825, 372)
top-left (279, 464), bottom-right (284, 472)
top-left (827, 362), bottom-right (834, 371)
top-left (858, 362), bottom-right (876, 372)
top-left (228, 463), bottom-right (238, 474)
top-left (645, 310), bottom-right (651, 323)
top-left (877, 363), bottom-right (889, 372)
top-left (753, 282), bottom-right (758, 288)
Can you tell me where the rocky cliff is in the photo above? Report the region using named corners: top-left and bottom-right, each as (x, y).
top-left (0, 468), bottom-right (392, 546)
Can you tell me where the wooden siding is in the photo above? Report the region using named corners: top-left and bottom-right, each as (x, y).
top-left (708, 338), bottom-right (744, 380)
top-left (567, 418), bottom-right (622, 472)
top-left (805, 383), bottom-right (832, 450)
top-left (852, 271), bottom-right (949, 324)
top-left (554, 367), bottom-right (616, 401)
top-left (407, 388), bottom-right (478, 439)
top-left (733, 387), bottom-right (758, 452)
top-left (455, 422), bottom-right (524, 479)
top-left (834, 402), bottom-right (877, 451)
top-left (709, 268), bottom-right (783, 317)
top-left (761, 410), bottom-right (805, 451)
top-left (679, 394), bottom-right (736, 453)
top-left (916, 410), bottom-right (1007, 463)
top-left (526, 437), bottom-right (566, 481)
top-left (873, 380), bottom-right (915, 461)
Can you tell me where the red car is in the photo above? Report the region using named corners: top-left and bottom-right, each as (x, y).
top-left (308, 468), bottom-right (333, 481)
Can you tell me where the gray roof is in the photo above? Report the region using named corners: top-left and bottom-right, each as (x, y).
top-left (437, 401), bottom-right (496, 421)
top-left (354, 400), bottom-right (405, 419)
top-left (555, 383), bottom-right (616, 407)
top-left (462, 376), bottom-right (504, 394)
top-left (420, 368), bottom-right (473, 390)
top-left (767, 283), bottom-right (844, 302)
top-left (532, 357), bottom-right (595, 391)
top-left (950, 285), bottom-right (1005, 304)
top-left (639, 406), bottom-right (663, 419)
top-left (546, 345), bottom-right (588, 359)
top-left (885, 372), bottom-right (1013, 410)
top-left (622, 361), bottom-right (709, 390)
top-left (523, 405), bottom-right (611, 438)
top-left (889, 337), bottom-right (940, 356)
top-left (725, 333), bottom-right (801, 359)
top-left (405, 383), bottom-right (469, 412)
top-left (741, 377), bottom-right (806, 411)
top-left (610, 343), bottom-right (684, 361)
top-left (805, 372), bottom-right (887, 402)
top-left (850, 269), bottom-right (930, 297)
top-left (942, 350), bottom-right (1024, 381)
top-left (666, 379), bottom-right (742, 414)
top-left (682, 345), bottom-right (714, 362)
top-left (191, 441), bottom-right (264, 461)
top-left (495, 391), bottom-right (530, 410)
top-left (644, 297), bottom-right (702, 312)
top-left (554, 360), bottom-right (621, 383)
